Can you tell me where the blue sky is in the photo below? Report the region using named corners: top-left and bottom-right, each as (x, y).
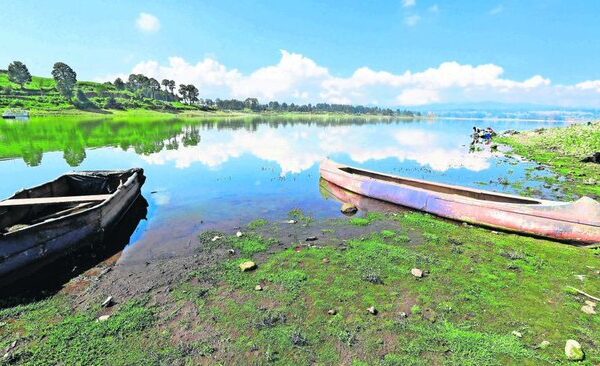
top-left (2, 0), bottom-right (600, 107)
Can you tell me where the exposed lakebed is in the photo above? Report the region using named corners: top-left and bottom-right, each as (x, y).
top-left (0, 116), bottom-right (567, 264)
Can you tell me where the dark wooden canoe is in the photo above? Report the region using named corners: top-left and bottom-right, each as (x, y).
top-left (0, 168), bottom-right (146, 279)
top-left (320, 159), bottom-right (600, 244)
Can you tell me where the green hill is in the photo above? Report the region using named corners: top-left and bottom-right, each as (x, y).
top-left (0, 70), bottom-right (196, 114)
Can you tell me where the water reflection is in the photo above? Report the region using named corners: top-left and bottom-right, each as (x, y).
top-left (0, 116), bottom-right (567, 264)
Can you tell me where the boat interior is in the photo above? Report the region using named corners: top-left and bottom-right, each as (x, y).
top-left (0, 171), bottom-right (135, 234)
top-left (339, 167), bottom-right (543, 205)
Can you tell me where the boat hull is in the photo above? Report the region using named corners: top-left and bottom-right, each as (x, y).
top-left (0, 169), bottom-right (145, 280)
top-left (320, 159), bottom-right (600, 244)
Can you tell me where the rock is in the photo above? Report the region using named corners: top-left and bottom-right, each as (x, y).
top-left (101, 296), bottom-right (113, 308)
top-left (341, 203), bottom-right (358, 215)
top-left (97, 315), bottom-right (110, 322)
top-left (286, 219), bottom-right (297, 224)
top-left (306, 236), bottom-right (318, 242)
top-left (538, 340), bottom-right (551, 349)
top-left (398, 312), bottom-right (408, 318)
top-left (581, 305), bottom-right (596, 315)
top-left (327, 309), bottom-right (337, 315)
top-left (239, 261), bottom-right (257, 272)
top-left (322, 258), bottom-right (330, 264)
top-left (211, 235), bottom-right (221, 242)
top-left (367, 306), bottom-right (378, 315)
top-left (255, 285), bottom-right (263, 291)
top-left (512, 331), bottom-right (523, 338)
top-left (565, 339), bottom-right (584, 361)
top-left (411, 268), bottom-right (424, 278)
top-left (228, 249), bottom-right (235, 255)
top-left (581, 152), bottom-right (600, 164)
top-left (236, 231), bottom-right (243, 238)
top-left (584, 300), bottom-right (596, 308)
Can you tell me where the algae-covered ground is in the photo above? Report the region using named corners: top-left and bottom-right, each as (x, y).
top-left (1, 211), bottom-right (598, 365)
top-left (497, 122), bottom-right (600, 199)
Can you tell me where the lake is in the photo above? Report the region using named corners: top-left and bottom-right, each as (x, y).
top-left (0, 116), bottom-right (567, 264)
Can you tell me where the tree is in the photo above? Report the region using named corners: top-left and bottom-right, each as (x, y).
top-left (7, 61), bottom-right (32, 89)
top-left (161, 79), bottom-right (170, 92)
top-left (168, 80), bottom-right (176, 95)
top-left (186, 84), bottom-right (199, 104)
top-left (178, 84), bottom-right (188, 103)
top-left (52, 62), bottom-right (77, 101)
top-left (114, 77), bottom-right (125, 90)
top-left (244, 98), bottom-right (259, 111)
top-left (148, 78), bottom-right (160, 98)
top-left (127, 74), bottom-right (148, 91)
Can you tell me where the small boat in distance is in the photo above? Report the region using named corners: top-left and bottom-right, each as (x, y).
top-left (0, 168), bottom-right (146, 282)
top-left (320, 159), bottom-right (600, 244)
top-left (2, 109), bottom-right (30, 119)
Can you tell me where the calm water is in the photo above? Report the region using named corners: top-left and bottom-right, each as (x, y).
top-left (0, 116), bottom-right (567, 264)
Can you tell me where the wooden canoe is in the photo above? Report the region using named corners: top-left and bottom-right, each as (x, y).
top-left (320, 159), bottom-right (600, 244)
top-left (0, 168), bottom-right (146, 279)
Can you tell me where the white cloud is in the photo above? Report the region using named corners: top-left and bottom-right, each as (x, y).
top-left (402, 0), bottom-right (416, 8)
top-left (97, 50), bottom-right (600, 107)
top-left (489, 5), bottom-right (503, 15)
top-left (397, 89), bottom-right (440, 106)
top-left (404, 15), bottom-right (421, 26)
top-left (136, 12), bottom-right (161, 33)
top-left (576, 80), bottom-right (600, 92)
top-left (428, 4), bottom-right (439, 13)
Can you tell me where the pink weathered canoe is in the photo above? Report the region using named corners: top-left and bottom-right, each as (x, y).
top-left (320, 159), bottom-right (600, 244)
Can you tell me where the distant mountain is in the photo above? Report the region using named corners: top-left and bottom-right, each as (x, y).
top-left (407, 102), bottom-right (600, 121)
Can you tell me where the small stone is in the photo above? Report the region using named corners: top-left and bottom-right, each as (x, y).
top-left (239, 261), bottom-right (257, 272)
top-left (228, 249), bottom-right (235, 255)
top-left (101, 296), bottom-right (113, 308)
top-left (538, 340), bottom-right (551, 349)
top-left (581, 305), bottom-right (596, 315)
top-left (341, 203), bottom-right (358, 215)
top-left (97, 315), bottom-right (110, 322)
top-left (286, 219), bottom-right (297, 224)
top-left (255, 285), bottom-right (263, 291)
top-left (327, 309), bottom-right (337, 315)
top-left (399, 312), bottom-right (408, 318)
top-left (211, 235), bottom-right (221, 242)
top-left (565, 339), bottom-right (584, 361)
top-left (367, 306), bottom-right (378, 315)
top-left (322, 258), bottom-right (330, 264)
top-left (411, 268), bottom-right (424, 278)
top-left (584, 300), bottom-right (596, 308)
top-left (236, 231), bottom-right (243, 238)
top-left (512, 331), bottom-right (523, 338)
top-left (306, 236), bottom-right (318, 242)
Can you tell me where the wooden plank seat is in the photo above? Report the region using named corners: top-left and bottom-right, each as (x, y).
top-left (0, 194), bottom-right (112, 207)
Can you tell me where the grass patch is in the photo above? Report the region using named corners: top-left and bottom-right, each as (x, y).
top-left (497, 122), bottom-right (600, 199)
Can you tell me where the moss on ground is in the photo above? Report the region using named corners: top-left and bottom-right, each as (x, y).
top-left (497, 122), bottom-right (600, 199)
top-left (1, 213), bottom-right (599, 364)
top-left (175, 213), bottom-right (599, 364)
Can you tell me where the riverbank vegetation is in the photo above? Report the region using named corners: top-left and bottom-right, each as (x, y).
top-left (497, 122), bottom-right (600, 199)
top-left (0, 61), bottom-right (421, 118)
top-left (1, 211), bottom-right (598, 364)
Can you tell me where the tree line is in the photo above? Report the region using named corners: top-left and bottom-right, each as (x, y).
top-left (4, 60), bottom-right (420, 116)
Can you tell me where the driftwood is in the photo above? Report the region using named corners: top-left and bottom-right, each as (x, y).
top-left (568, 286), bottom-right (600, 302)
top-left (0, 194), bottom-right (111, 207)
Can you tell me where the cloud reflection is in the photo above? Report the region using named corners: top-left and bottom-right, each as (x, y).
top-left (141, 124), bottom-right (493, 174)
